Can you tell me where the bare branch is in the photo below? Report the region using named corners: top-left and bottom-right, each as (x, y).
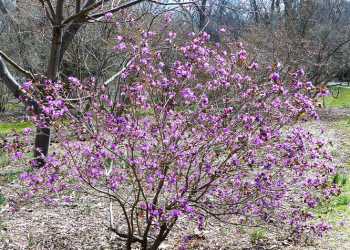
top-left (0, 0), bottom-right (8, 14)
top-left (45, 0), bottom-right (56, 20)
top-left (104, 57), bottom-right (135, 85)
top-left (147, 0), bottom-right (198, 6)
top-left (0, 56), bottom-right (39, 111)
top-left (44, 6), bottom-right (55, 24)
top-left (0, 50), bottom-right (35, 79)
top-left (88, 0), bottom-right (146, 19)
top-left (76, 0), bottom-right (81, 13)
top-left (59, 0), bottom-right (143, 65)
top-left (62, 0), bottom-right (104, 25)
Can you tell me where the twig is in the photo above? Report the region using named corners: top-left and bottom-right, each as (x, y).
top-left (104, 57), bottom-right (135, 85)
top-left (147, 0), bottom-right (198, 6)
top-left (110, 199), bottom-right (114, 228)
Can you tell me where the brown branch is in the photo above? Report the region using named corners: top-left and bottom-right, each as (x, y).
top-left (62, 0), bottom-right (106, 25)
top-left (44, 6), bottom-right (55, 24)
top-left (76, 0), bottom-right (81, 13)
top-left (45, 0), bottom-right (56, 20)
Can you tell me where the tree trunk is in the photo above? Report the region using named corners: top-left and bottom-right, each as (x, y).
top-left (270, 0), bottom-right (275, 21)
top-left (2, 0), bottom-right (144, 167)
top-left (250, 0), bottom-right (259, 24)
top-left (34, 0), bottom-right (64, 167)
top-left (198, 0), bottom-right (207, 31)
top-left (58, 0), bottom-right (96, 66)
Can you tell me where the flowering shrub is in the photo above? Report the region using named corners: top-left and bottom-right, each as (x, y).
top-left (5, 30), bottom-right (339, 249)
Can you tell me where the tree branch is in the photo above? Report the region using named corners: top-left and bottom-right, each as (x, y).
top-left (0, 50), bottom-right (35, 80)
top-left (104, 57), bottom-right (135, 85)
top-left (0, 0), bottom-right (8, 14)
top-left (62, 0), bottom-right (104, 25)
top-left (59, 0), bottom-right (142, 66)
top-left (88, 0), bottom-right (145, 19)
top-left (45, 0), bottom-right (56, 20)
top-left (147, 0), bottom-right (197, 6)
top-left (58, 0), bottom-right (97, 66)
top-left (0, 56), bottom-right (39, 111)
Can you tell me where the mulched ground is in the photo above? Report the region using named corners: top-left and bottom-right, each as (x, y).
top-left (318, 108), bottom-right (350, 121)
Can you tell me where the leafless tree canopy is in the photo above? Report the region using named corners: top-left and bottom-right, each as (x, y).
top-left (1, 0), bottom-right (350, 164)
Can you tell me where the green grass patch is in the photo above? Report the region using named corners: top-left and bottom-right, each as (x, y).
top-left (250, 228), bottom-right (267, 244)
top-left (134, 108), bottom-right (155, 118)
top-left (315, 173), bottom-right (350, 228)
top-left (324, 86), bottom-right (350, 108)
top-left (0, 121), bottom-right (32, 135)
top-left (0, 170), bottom-right (24, 186)
top-left (1, 170), bottom-right (23, 183)
top-left (0, 194), bottom-right (5, 207)
top-left (336, 195), bottom-right (350, 206)
top-left (6, 102), bottom-right (25, 112)
top-left (0, 152), bottom-right (8, 168)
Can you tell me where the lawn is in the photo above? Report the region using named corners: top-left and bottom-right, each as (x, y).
top-left (324, 86), bottom-right (350, 108)
top-left (0, 121), bottom-right (32, 136)
top-left (317, 173), bottom-right (350, 223)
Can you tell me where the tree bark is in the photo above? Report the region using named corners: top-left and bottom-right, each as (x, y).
top-left (250, 0), bottom-right (259, 24)
top-left (34, 0), bottom-right (65, 166)
top-left (198, 0), bottom-right (207, 31)
top-left (58, 0), bottom-right (96, 66)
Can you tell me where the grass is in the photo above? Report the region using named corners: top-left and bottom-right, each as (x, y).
top-left (0, 170), bottom-right (24, 183)
top-left (324, 86), bottom-right (350, 108)
top-left (315, 172), bottom-right (350, 233)
top-left (250, 228), bottom-right (267, 245)
top-left (0, 152), bottom-right (8, 168)
top-left (0, 193), bottom-right (5, 207)
top-left (6, 102), bottom-right (25, 112)
top-left (0, 121), bottom-right (32, 136)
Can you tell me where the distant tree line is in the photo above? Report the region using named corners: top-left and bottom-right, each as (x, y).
top-left (1, 0), bottom-right (350, 161)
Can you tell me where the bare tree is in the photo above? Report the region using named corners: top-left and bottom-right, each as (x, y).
top-left (0, 0), bottom-right (169, 166)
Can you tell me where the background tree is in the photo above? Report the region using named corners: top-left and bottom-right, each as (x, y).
top-left (0, 0), bottom-right (196, 166)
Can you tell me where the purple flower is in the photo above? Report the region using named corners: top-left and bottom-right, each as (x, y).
top-left (23, 127), bottom-right (32, 135)
top-left (8, 29), bottom-right (336, 245)
top-left (12, 151), bottom-right (23, 160)
top-left (104, 12), bottom-right (113, 20)
top-left (238, 49), bottom-right (248, 60)
top-left (168, 31), bottom-right (177, 40)
top-left (181, 88), bottom-right (196, 103)
top-left (22, 81), bottom-right (32, 91)
top-left (114, 42), bottom-right (127, 51)
top-left (270, 72), bottom-right (280, 82)
top-left (170, 209), bottom-right (182, 218)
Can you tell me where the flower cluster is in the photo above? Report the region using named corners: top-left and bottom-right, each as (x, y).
top-left (7, 30), bottom-right (338, 249)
